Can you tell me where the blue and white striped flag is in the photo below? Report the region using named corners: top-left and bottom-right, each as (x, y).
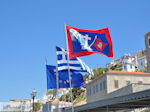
top-left (56, 46), bottom-right (93, 75)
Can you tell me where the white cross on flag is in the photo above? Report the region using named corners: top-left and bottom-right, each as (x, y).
top-left (56, 46), bottom-right (93, 75)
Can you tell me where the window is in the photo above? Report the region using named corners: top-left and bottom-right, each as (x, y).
top-left (96, 84), bottom-right (98, 93)
top-left (100, 82), bottom-right (103, 91)
top-left (89, 88), bottom-right (91, 96)
top-left (141, 61), bottom-right (143, 66)
top-left (126, 80), bottom-right (130, 85)
top-left (87, 89), bottom-right (89, 96)
top-left (114, 80), bottom-right (119, 88)
top-left (103, 80), bottom-right (106, 90)
top-left (124, 65), bottom-right (127, 71)
top-left (130, 64), bottom-right (132, 69)
top-left (93, 86), bottom-right (95, 94)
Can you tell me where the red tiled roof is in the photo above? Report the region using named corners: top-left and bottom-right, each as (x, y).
top-left (24, 98), bottom-right (32, 101)
top-left (106, 71), bottom-right (150, 75)
top-left (10, 99), bottom-right (22, 102)
top-left (87, 71), bottom-right (150, 85)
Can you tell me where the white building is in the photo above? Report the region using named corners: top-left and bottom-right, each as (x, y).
top-left (3, 98), bottom-right (42, 112)
top-left (38, 91), bottom-right (54, 104)
top-left (3, 99), bottom-right (22, 111)
top-left (0, 102), bottom-right (8, 111)
top-left (122, 62), bottom-right (136, 72)
top-left (43, 100), bottom-right (72, 112)
top-left (53, 88), bottom-right (69, 99)
top-left (136, 55), bottom-right (147, 72)
top-left (106, 51), bottom-right (147, 72)
top-left (22, 98), bottom-right (32, 112)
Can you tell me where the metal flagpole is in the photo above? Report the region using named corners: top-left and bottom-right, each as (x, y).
top-left (64, 23), bottom-right (74, 112)
top-left (45, 56), bottom-right (49, 112)
top-left (55, 43), bottom-right (60, 112)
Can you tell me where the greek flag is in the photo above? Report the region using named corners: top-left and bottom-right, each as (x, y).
top-left (56, 46), bottom-right (93, 75)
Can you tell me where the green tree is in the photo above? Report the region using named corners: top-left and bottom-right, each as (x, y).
top-left (92, 67), bottom-right (108, 79)
top-left (73, 91), bottom-right (86, 105)
top-left (59, 92), bottom-right (71, 102)
top-left (110, 63), bottom-right (123, 71)
top-left (34, 102), bottom-right (41, 111)
top-left (72, 88), bottom-right (85, 100)
top-left (143, 65), bottom-right (147, 71)
top-left (46, 90), bottom-right (53, 95)
top-left (59, 88), bottom-right (85, 102)
top-left (93, 68), bottom-right (104, 78)
top-left (140, 50), bottom-right (146, 57)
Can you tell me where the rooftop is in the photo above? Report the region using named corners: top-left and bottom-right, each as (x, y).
top-left (87, 71), bottom-right (150, 85)
top-left (24, 98), bottom-right (32, 101)
top-left (65, 88), bottom-right (150, 112)
top-left (10, 99), bottom-right (22, 102)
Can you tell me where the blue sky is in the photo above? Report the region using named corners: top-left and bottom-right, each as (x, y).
top-left (0, 0), bottom-right (150, 102)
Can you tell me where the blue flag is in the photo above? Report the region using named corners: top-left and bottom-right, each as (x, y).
top-left (56, 46), bottom-right (93, 75)
top-left (46, 65), bottom-right (84, 89)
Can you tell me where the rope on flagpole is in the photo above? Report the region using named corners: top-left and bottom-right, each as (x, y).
top-left (64, 23), bottom-right (74, 112)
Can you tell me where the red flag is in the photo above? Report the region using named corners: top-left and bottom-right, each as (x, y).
top-left (66, 25), bottom-right (113, 59)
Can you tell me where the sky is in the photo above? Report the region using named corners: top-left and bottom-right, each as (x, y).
top-left (0, 0), bottom-right (150, 102)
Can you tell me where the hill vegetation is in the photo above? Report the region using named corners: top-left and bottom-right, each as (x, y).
top-left (59, 67), bottom-right (107, 104)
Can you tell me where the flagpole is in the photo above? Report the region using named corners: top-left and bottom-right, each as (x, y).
top-left (55, 43), bottom-right (60, 112)
top-left (45, 56), bottom-right (49, 112)
top-left (64, 23), bottom-right (74, 112)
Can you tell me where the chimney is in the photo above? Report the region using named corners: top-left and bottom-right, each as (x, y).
top-left (144, 32), bottom-right (150, 73)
